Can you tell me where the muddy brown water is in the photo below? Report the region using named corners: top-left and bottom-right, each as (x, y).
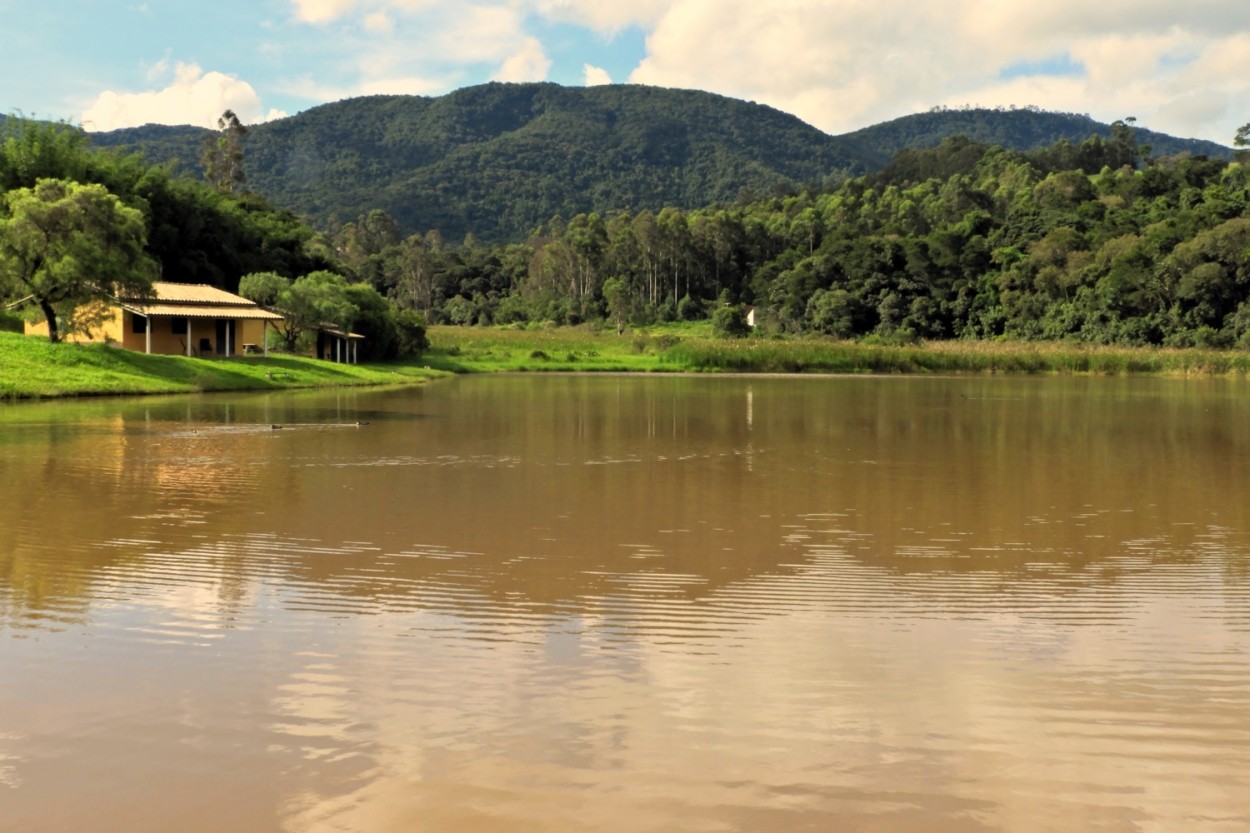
top-left (2, 375), bottom-right (1249, 832)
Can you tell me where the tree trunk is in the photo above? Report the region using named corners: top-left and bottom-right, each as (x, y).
top-left (39, 298), bottom-right (61, 343)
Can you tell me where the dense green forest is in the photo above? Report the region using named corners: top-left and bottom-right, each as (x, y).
top-left (8, 88), bottom-right (1250, 353)
top-left (89, 83), bottom-right (871, 243)
top-left (328, 127), bottom-right (1250, 348)
top-left (0, 118), bottom-right (422, 359)
top-left (845, 106), bottom-right (1233, 162)
top-left (86, 83), bottom-right (1231, 244)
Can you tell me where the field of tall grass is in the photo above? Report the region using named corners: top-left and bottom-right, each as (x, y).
top-left (425, 324), bottom-right (1250, 376)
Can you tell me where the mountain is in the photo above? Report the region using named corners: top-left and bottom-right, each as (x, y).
top-left (845, 106), bottom-right (1234, 161)
top-left (84, 84), bottom-right (1233, 242)
top-left (89, 83), bottom-right (874, 242)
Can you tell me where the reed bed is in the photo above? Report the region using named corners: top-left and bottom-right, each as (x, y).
top-left (663, 337), bottom-right (1250, 375)
top-left (426, 325), bottom-right (1250, 376)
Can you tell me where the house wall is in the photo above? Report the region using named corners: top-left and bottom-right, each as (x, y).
top-left (24, 303), bottom-right (124, 344)
top-left (26, 307), bottom-right (276, 357)
top-left (119, 312), bottom-right (190, 355)
top-left (122, 315), bottom-right (273, 356)
top-left (238, 320), bottom-right (271, 353)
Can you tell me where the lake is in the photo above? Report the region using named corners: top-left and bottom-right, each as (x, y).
top-left (2, 374), bottom-right (1249, 832)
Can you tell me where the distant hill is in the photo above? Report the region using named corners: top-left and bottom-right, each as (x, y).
top-left (83, 85), bottom-right (1233, 242)
top-left (844, 106), bottom-right (1234, 161)
top-left (89, 83), bottom-right (873, 242)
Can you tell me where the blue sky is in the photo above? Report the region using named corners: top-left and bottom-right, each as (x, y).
top-left (2, 1), bottom-right (1248, 145)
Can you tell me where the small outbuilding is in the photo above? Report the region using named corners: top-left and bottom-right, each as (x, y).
top-left (316, 326), bottom-right (365, 364)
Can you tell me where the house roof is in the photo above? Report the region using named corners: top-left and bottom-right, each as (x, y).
top-left (119, 282), bottom-right (284, 321)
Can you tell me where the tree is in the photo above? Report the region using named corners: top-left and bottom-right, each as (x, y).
top-left (711, 303), bottom-right (751, 338)
top-left (237, 271), bottom-right (289, 308)
top-left (202, 110), bottom-right (248, 194)
top-left (601, 276), bottom-right (632, 333)
top-left (0, 178), bottom-right (155, 342)
top-left (239, 270), bottom-right (356, 352)
top-left (1235, 123), bottom-right (1250, 164)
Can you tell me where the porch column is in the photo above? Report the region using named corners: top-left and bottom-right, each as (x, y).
top-left (187, 318), bottom-right (193, 357)
top-left (263, 321), bottom-right (270, 358)
top-left (145, 316), bottom-right (152, 354)
top-left (225, 319), bottom-right (232, 357)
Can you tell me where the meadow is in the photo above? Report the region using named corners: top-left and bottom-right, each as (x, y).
top-left (422, 324), bottom-right (1250, 376)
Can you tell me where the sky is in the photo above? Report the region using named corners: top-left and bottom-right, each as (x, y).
top-left (2, 0), bottom-right (1249, 145)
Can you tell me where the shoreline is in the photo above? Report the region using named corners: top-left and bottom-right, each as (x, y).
top-left (6, 326), bottom-right (1250, 402)
top-left (0, 332), bottom-right (446, 402)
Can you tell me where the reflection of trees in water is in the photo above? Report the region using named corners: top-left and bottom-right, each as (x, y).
top-left (4, 376), bottom-right (1250, 630)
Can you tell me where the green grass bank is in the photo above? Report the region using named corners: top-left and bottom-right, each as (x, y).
top-left (0, 331), bottom-right (446, 400)
top-left (6, 325), bottom-right (1250, 402)
top-left (423, 324), bottom-right (1250, 376)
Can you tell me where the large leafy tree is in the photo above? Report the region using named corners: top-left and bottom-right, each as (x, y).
top-left (239, 269), bottom-right (355, 351)
top-left (0, 178), bottom-right (156, 342)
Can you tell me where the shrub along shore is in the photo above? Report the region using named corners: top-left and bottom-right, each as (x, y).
top-left (4, 325), bottom-right (1250, 402)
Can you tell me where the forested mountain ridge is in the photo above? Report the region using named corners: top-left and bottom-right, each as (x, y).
top-left (88, 83), bottom-right (873, 242)
top-left (84, 83), bottom-right (1231, 243)
top-left (845, 106), bottom-right (1234, 162)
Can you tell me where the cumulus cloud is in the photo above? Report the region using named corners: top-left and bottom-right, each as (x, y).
top-left (492, 37), bottom-right (552, 82)
top-left (622, 0), bottom-right (1250, 143)
top-left (272, 0), bottom-right (1250, 144)
top-left (80, 63), bottom-right (286, 131)
top-left (583, 64), bottom-right (612, 86)
top-left (532, 0), bottom-right (671, 32)
top-left (363, 12), bottom-right (394, 33)
top-left (290, 0), bottom-right (360, 24)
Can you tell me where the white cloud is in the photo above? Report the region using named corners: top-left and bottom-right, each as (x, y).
top-left (583, 64), bottom-right (612, 86)
top-left (268, 0), bottom-right (1250, 144)
top-left (80, 63), bottom-right (287, 131)
top-left (621, 0), bottom-right (1250, 143)
top-left (363, 12), bottom-right (395, 34)
top-left (492, 37), bottom-right (552, 83)
top-left (291, 0), bottom-right (360, 24)
top-left (533, 0), bottom-right (671, 32)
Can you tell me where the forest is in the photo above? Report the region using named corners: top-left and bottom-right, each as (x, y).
top-left (87, 83), bottom-right (1231, 244)
top-left (6, 99), bottom-right (1250, 353)
top-left (330, 124), bottom-right (1250, 348)
top-left (0, 117), bottom-right (423, 360)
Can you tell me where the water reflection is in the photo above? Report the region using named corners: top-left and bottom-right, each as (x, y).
top-left (2, 377), bottom-right (1250, 832)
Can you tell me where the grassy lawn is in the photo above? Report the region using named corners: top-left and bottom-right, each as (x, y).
top-left (424, 323), bottom-right (1250, 376)
top-left (0, 331), bottom-right (446, 400)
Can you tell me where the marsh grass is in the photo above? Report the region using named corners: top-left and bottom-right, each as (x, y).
top-left (422, 325), bottom-right (675, 372)
top-left (425, 325), bottom-right (1250, 376)
top-left (0, 332), bottom-right (444, 400)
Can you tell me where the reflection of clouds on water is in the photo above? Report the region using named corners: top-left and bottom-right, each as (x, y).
top-left (0, 733), bottom-right (22, 790)
top-left (5, 378), bottom-right (1250, 831)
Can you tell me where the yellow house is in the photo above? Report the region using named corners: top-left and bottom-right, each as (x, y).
top-left (25, 282), bottom-right (285, 357)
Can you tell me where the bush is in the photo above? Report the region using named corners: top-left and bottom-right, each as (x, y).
top-left (711, 304), bottom-right (751, 338)
top-left (345, 283), bottom-right (399, 360)
top-left (0, 311), bottom-right (24, 333)
top-left (395, 310), bottom-right (429, 357)
top-left (677, 294), bottom-right (705, 321)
